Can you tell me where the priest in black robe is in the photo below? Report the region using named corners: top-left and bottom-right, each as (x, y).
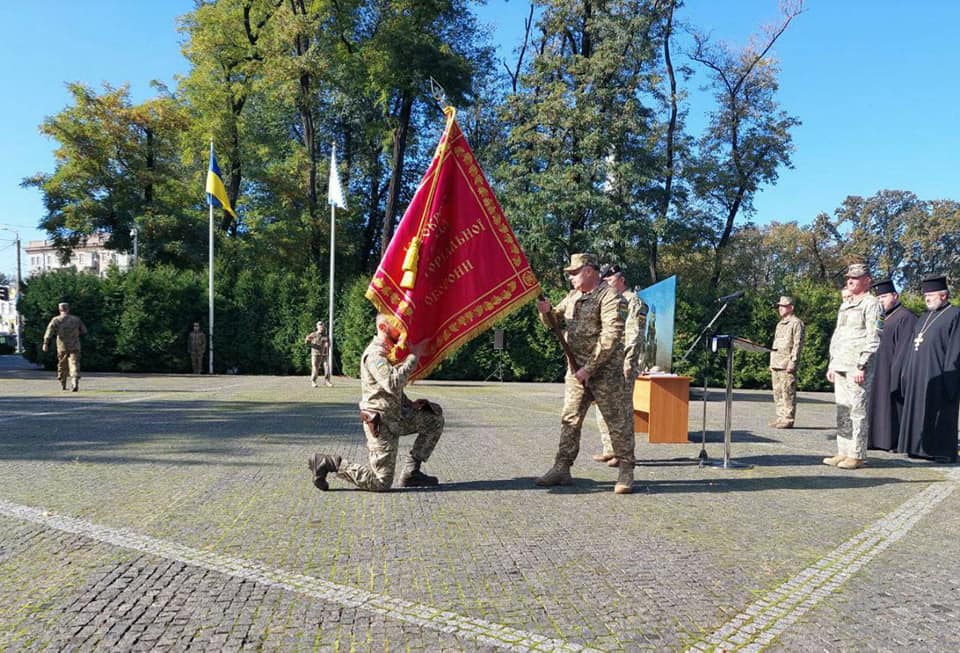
top-left (867, 280), bottom-right (917, 451)
top-left (895, 275), bottom-right (960, 462)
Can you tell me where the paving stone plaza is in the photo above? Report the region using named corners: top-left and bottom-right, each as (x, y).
top-left (1, 356), bottom-right (958, 651)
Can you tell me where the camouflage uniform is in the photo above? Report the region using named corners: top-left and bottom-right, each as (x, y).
top-left (828, 293), bottom-right (882, 461)
top-left (43, 313), bottom-right (87, 389)
top-left (542, 284), bottom-right (634, 468)
top-left (597, 289), bottom-right (648, 457)
top-left (188, 328), bottom-right (207, 374)
top-left (335, 337), bottom-right (444, 491)
top-left (769, 312), bottom-right (805, 424)
top-left (305, 328), bottom-right (330, 386)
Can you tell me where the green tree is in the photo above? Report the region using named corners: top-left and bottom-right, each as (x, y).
top-left (22, 83), bottom-right (198, 268)
top-left (687, 0), bottom-right (803, 289)
top-left (498, 0), bottom-right (666, 287)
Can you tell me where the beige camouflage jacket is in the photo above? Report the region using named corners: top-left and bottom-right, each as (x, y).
top-left (541, 284), bottom-right (625, 376)
top-left (359, 336), bottom-right (417, 432)
top-left (623, 290), bottom-right (648, 375)
top-left (305, 331), bottom-right (329, 357)
top-left (769, 314), bottom-right (804, 370)
top-left (829, 294), bottom-right (882, 372)
top-left (43, 314), bottom-right (87, 353)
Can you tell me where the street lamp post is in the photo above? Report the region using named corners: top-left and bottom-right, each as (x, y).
top-left (0, 225), bottom-right (23, 353)
top-left (130, 228), bottom-right (138, 268)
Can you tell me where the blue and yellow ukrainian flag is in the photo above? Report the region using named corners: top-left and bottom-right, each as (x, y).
top-left (206, 143), bottom-right (236, 218)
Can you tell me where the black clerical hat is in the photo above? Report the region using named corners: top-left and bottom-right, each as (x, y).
top-left (871, 279), bottom-right (897, 295)
top-left (920, 275), bottom-right (948, 293)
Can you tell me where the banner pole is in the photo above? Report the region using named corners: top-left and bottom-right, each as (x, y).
top-left (328, 199), bottom-right (335, 385)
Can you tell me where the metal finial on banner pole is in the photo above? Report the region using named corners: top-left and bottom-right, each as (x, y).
top-left (428, 77), bottom-right (447, 109)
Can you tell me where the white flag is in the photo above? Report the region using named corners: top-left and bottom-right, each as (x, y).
top-left (327, 144), bottom-right (347, 210)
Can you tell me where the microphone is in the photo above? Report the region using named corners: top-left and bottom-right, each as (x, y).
top-left (716, 290), bottom-right (745, 303)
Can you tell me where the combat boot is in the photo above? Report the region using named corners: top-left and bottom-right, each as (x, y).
top-left (307, 453), bottom-right (342, 491)
top-left (60, 377), bottom-right (67, 391)
top-left (822, 454), bottom-right (845, 467)
top-left (399, 458), bottom-right (439, 487)
top-left (71, 377), bottom-right (79, 392)
top-left (535, 461), bottom-right (572, 487)
top-left (614, 461), bottom-right (634, 495)
top-left (837, 458), bottom-right (865, 470)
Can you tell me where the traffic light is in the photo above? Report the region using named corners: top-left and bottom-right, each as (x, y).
top-left (0, 287), bottom-right (8, 301)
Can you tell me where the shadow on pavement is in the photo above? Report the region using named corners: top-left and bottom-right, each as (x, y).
top-left (437, 476), bottom-right (614, 494)
top-left (636, 475), bottom-right (926, 493)
top-left (0, 397), bottom-right (361, 465)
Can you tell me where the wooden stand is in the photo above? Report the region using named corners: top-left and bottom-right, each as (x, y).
top-left (633, 375), bottom-right (692, 443)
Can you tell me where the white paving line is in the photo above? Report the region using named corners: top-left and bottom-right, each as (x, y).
top-left (687, 469), bottom-right (959, 651)
top-left (0, 500), bottom-right (597, 653)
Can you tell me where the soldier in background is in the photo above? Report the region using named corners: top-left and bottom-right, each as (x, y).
top-left (593, 264), bottom-right (648, 466)
top-left (42, 302), bottom-right (87, 392)
top-left (188, 322), bottom-right (207, 374)
top-left (768, 296), bottom-right (805, 429)
top-left (866, 279), bottom-right (916, 451)
top-left (307, 314), bottom-right (444, 492)
top-left (304, 321), bottom-right (332, 387)
top-left (535, 253), bottom-right (635, 494)
top-left (824, 264), bottom-right (883, 469)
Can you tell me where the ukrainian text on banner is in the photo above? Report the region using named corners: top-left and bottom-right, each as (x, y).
top-left (366, 107), bottom-right (540, 380)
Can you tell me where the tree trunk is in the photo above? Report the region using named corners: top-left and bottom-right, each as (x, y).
top-left (650, 0), bottom-right (677, 285)
top-left (363, 142), bottom-right (384, 272)
top-left (380, 91), bottom-right (414, 259)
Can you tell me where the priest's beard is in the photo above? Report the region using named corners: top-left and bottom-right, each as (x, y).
top-left (925, 295), bottom-right (949, 311)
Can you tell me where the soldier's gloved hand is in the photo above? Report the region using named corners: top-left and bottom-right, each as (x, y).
top-left (408, 340), bottom-right (428, 358)
top-left (574, 367), bottom-right (591, 385)
top-left (536, 299), bottom-right (552, 314)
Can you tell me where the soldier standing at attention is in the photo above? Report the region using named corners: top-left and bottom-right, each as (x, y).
top-left (188, 322), bottom-right (207, 374)
top-left (42, 302), bottom-right (87, 392)
top-left (768, 296), bottom-right (805, 429)
top-left (536, 253), bottom-right (635, 495)
top-left (824, 264), bottom-right (883, 469)
top-left (307, 314), bottom-right (444, 492)
top-left (593, 264), bottom-right (648, 467)
top-left (304, 321), bottom-right (332, 387)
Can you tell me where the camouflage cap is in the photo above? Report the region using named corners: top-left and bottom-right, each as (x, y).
top-left (773, 295), bottom-right (794, 307)
top-left (564, 253), bottom-right (599, 273)
top-left (845, 263), bottom-right (869, 278)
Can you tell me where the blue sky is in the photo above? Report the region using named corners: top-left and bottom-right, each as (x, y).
top-left (2, 0), bottom-right (958, 278)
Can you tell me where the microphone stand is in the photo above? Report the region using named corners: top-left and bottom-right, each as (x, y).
top-left (678, 301), bottom-right (733, 466)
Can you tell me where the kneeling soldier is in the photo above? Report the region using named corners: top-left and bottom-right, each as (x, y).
top-left (308, 314), bottom-right (444, 491)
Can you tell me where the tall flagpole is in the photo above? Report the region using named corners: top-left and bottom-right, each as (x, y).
top-left (327, 144), bottom-right (336, 386)
top-left (208, 141), bottom-right (215, 375)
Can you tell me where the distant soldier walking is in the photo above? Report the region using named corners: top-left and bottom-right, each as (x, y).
top-left (307, 314), bottom-right (444, 492)
top-left (536, 253), bottom-right (635, 494)
top-left (42, 302), bottom-right (87, 392)
top-left (304, 321), bottom-right (332, 387)
top-left (188, 322), bottom-right (207, 374)
top-left (824, 264), bottom-right (882, 469)
top-left (768, 296), bottom-right (805, 429)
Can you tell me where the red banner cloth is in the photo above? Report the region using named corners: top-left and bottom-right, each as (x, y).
top-left (366, 111), bottom-right (540, 380)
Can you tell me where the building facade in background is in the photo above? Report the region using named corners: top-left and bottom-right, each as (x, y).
top-left (25, 233), bottom-right (131, 278)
